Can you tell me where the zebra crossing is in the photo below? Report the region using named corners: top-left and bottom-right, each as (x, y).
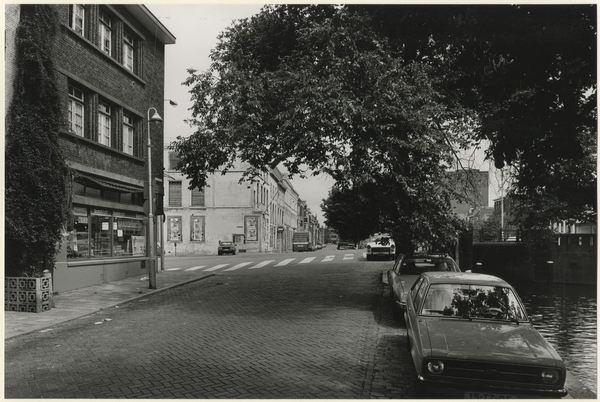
top-left (166, 253), bottom-right (359, 273)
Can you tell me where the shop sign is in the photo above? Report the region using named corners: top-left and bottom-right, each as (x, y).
top-left (91, 208), bottom-right (110, 216)
top-left (117, 220), bottom-right (143, 230)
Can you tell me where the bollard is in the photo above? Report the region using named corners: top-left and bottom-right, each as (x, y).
top-left (546, 261), bottom-right (554, 285)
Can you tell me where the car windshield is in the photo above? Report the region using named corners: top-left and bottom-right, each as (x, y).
top-left (400, 257), bottom-right (458, 275)
top-left (420, 284), bottom-right (527, 321)
top-left (220, 242), bottom-right (233, 246)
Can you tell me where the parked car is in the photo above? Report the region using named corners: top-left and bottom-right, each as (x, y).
top-left (217, 241), bottom-right (237, 256)
top-left (405, 271), bottom-right (568, 399)
top-left (365, 235), bottom-right (396, 261)
top-left (337, 241), bottom-right (356, 250)
top-left (388, 252), bottom-right (459, 320)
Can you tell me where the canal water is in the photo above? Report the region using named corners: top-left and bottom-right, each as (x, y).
top-left (515, 282), bottom-right (597, 395)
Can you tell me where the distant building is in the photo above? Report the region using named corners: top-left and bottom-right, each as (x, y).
top-left (447, 169), bottom-right (489, 219)
top-left (162, 148), bottom-right (299, 255)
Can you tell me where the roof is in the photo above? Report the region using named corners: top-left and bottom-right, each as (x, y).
top-left (123, 5), bottom-right (176, 45)
top-left (422, 272), bottom-right (511, 287)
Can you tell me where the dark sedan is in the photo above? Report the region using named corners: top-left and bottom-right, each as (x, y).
top-left (217, 241), bottom-right (237, 256)
top-left (405, 272), bottom-right (568, 399)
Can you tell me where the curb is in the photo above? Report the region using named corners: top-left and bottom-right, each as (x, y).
top-left (5, 273), bottom-right (216, 341)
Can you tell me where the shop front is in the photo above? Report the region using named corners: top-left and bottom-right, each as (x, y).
top-left (53, 172), bottom-right (152, 293)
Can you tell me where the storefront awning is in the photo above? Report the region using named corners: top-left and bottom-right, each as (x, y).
top-left (74, 172), bottom-right (143, 193)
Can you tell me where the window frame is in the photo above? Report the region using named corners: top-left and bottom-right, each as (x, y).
top-left (70, 4), bottom-right (85, 36)
top-left (169, 181), bottom-right (182, 207)
top-left (97, 100), bottom-right (112, 147)
top-left (191, 187), bottom-right (205, 207)
top-left (98, 10), bottom-right (112, 56)
top-left (123, 31), bottom-right (135, 72)
top-left (68, 85), bottom-right (85, 137)
top-left (122, 113), bottom-right (135, 155)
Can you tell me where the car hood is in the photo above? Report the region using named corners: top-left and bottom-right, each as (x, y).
top-left (424, 319), bottom-right (564, 367)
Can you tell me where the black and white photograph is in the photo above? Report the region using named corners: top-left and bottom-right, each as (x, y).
top-left (4, 2), bottom-right (596, 399)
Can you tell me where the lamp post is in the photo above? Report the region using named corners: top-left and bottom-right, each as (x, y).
top-left (147, 107), bottom-right (163, 289)
top-left (159, 100), bottom-right (177, 274)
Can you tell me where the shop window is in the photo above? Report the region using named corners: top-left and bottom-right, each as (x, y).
top-left (191, 216), bottom-right (205, 241)
top-left (69, 5), bottom-right (85, 36)
top-left (113, 217), bottom-right (145, 256)
top-left (68, 85), bottom-right (85, 137)
top-left (98, 100), bottom-right (112, 146)
top-left (98, 10), bottom-right (112, 56)
top-left (169, 181), bottom-right (182, 207)
top-left (168, 216), bottom-right (182, 242)
top-left (191, 187), bottom-right (205, 207)
top-left (90, 215), bottom-right (112, 258)
top-left (67, 215), bottom-right (89, 259)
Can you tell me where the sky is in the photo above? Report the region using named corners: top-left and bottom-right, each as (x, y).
top-left (148, 4), bottom-right (501, 223)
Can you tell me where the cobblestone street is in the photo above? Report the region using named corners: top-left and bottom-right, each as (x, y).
top-left (5, 263), bottom-right (418, 398)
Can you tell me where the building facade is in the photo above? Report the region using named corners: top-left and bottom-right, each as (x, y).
top-left (162, 148), bottom-right (299, 255)
top-left (6, 5), bottom-right (175, 292)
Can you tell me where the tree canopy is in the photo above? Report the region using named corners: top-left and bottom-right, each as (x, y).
top-left (172, 4), bottom-right (596, 246)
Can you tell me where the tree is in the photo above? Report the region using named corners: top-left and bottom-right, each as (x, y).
top-left (172, 5), bottom-right (471, 248)
top-left (320, 184), bottom-right (380, 244)
top-left (5, 5), bottom-right (70, 277)
top-left (172, 4), bottom-right (596, 246)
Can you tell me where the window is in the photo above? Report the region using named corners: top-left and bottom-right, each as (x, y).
top-left (169, 181), bottom-right (182, 207)
top-left (98, 11), bottom-right (112, 56)
top-left (191, 187), bottom-right (205, 207)
top-left (98, 101), bottom-right (111, 146)
top-left (168, 216), bottom-right (182, 241)
top-left (168, 151), bottom-right (180, 170)
top-left (190, 216), bottom-right (205, 241)
top-left (123, 113), bottom-right (134, 155)
top-left (69, 5), bottom-right (85, 36)
top-left (68, 85), bottom-right (85, 136)
top-left (123, 31), bottom-right (135, 72)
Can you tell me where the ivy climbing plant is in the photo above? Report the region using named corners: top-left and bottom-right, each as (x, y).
top-left (5, 5), bottom-right (70, 277)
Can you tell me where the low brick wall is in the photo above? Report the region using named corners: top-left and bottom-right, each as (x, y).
top-left (473, 234), bottom-right (596, 286)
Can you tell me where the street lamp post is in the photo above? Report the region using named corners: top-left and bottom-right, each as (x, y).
top-left (147, 107), bottom-right (163, 289)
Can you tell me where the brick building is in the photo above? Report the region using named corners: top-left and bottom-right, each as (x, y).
top-left (5, 5), bottom-right (175, 292)
top-left (162, 148), bottom-right (299, 255)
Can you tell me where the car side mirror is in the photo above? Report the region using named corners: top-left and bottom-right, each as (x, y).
top-left (530, 314), bottom-right (543, 323)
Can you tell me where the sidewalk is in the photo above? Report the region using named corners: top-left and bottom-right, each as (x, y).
top-left (4, 269), bottom-right (215, 341)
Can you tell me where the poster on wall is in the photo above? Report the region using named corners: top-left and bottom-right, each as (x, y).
top-left (245, 216), bottom-right (258, 241)
top-left (168, 217), bottom-right (182, 241)
top-left (131, 236), bottom-right (145, 256)
top-left (191, 217), bottom-right (205, 241)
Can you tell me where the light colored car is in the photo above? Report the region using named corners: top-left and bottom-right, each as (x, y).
top-left (388, 253), bottom-right (459, 320)
top-left (365, 235), bottom-right (395, 261)
top-left (217, 241), bottom-right (237, 256)
top-left (405, 271), bottom-right (568, 399)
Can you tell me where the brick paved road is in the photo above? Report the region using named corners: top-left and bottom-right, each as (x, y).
top-left (5, 262), bottom-right (418, 398)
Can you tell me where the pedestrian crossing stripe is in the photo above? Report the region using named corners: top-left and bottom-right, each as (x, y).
top-left (299, 257), bottom-right (315, 264)
top-left (223, 262), bottom-right (253, 271)
top-left (322, 255), bottom-right (335, 262)
top-left (274, 258), bottom-right (295, 267)
top-left (186, 266), bottom-right (206, 271)
top-left (343, 254), bottom-right (354, 260)
top-left (249, 260), bottom-right (275, 269)
top-left (204, 264), bottom-right (229, 272)
top-left (166, 268), bottom-right (181, 271)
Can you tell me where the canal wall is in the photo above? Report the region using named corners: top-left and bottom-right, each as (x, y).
top-left (472, 234), bottom-right (596, 285)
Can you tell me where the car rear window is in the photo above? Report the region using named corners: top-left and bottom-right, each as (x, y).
top-left (221, 242), bottom-right (233, 246)
top-left (400, 257), bottom-right (459, 275)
